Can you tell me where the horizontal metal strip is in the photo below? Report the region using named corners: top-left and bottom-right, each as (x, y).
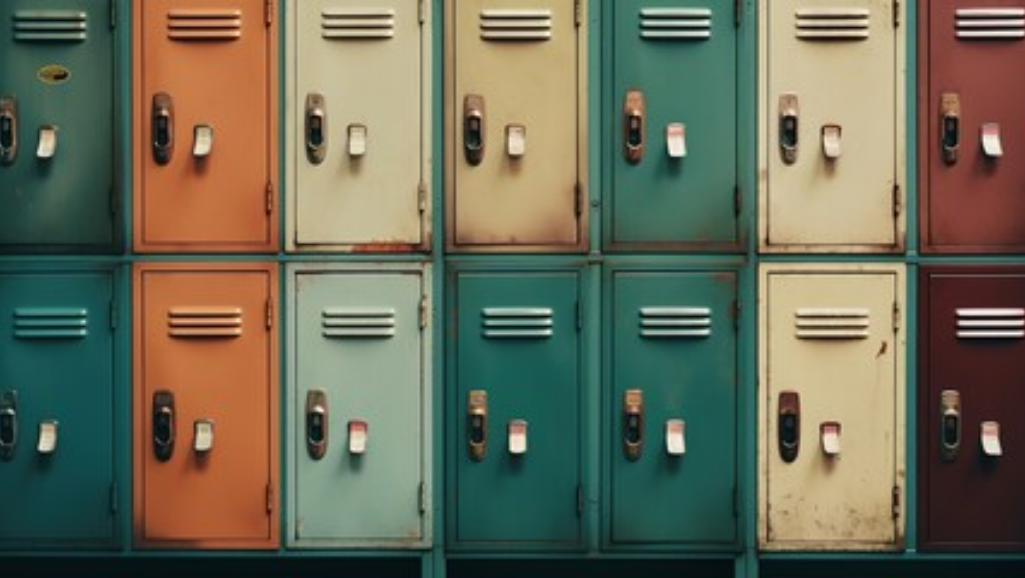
top-left (640, 7), bottom-right (712, 18)
top-left (322, 8), bottom-right (396, 18)
top-left (956, 308), bottom-right (1025, 317)
top-left (168, 30), bottom-right (242, 40)
top-left (796, 308), bottom-right (870, 318)
top-left (480, 8), bottom-right (552, 19)
top-left (483, 329), bottom-right (553, 338)
top-left (483, 308), bottom-right (552, 317)
top-left (642, 19), bottom-right (711, 28)
top-left (14, 10), bottom-right (86, 21)
top-left (795, 8), bottom-right (870, 18)
top-left (957, 330), bottom-right (1024, 339)
top-left (481, 30), bottom-right (552, 40)
top-left (323, 19), bottom-right (395, 28)
top-left (323, 307), bottom-right (395, 317)
top-left (323, 328), bottom-right (396, 338)
top-left (641, 307), bottom-right (710, 317)
top-left (797, 30), bottom-right (870, 39)
top-left (796, 329), bottom-right (869, 339)
top-left (957, 319), bottom-right (1025, 328)
top-left (641, 328), bottom-right (711, 338)
top-left (168, 9), bottom-right (242, 18)
top-left (14, 328), bottom-right (88, 339)
top-left (796, 319), bottom-right (869, 329)
top-left (957, 19), bottom-right (1025, 28)
top-left (15, 317), bottom-right (87, 328)
top-left (15, 308), bottom-right (87, 318)
top-left (323, 319), bottom-right (396, 328)
top-left (323, 30), bottom-right (395, 38)
top-left (168, 327), bottom-right (242, 338)
top-left (956, 8), bottom-right (1025, 17)
top-left (641, 318), bottom-right (711, 327)
top-left (956, 29), bottom-right (1025, 38)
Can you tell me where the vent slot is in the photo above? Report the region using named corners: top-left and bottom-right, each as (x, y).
top-left (480, 9), bottom-right (552, 41)
top-left (795, 308), bottom-right (870, 339)
top-left (13, 10), bottom-right (87, 42)
top-left (168, 307), bottom-right (242, 338)
top-left (640, 7), bottom-right (712, 40)
top-left (322, 308), bottom-right (396, 338)
top-left (167, 9), bottom-right (242, 41)
top-left (956, 8), bottom-right (1025, 40)
top-left (14, 308), bottom-right (88, 339)
top-left (322, 7), bottom-right (396, 39)
top-left (795, 7), bottom-right (870, 40)
top-left (639, 307), bottom-right (711, 338)
top-left (482, 308), bottom-right (553, 339)
top-left (956, 308), bottom-right (1025, 339)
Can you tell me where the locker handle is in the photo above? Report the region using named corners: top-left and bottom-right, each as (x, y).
top-left (306, 389), bottom-right (328, 460)
top-left (623, 90), bottom-right (645, 164)
top-left (778, 391), bottom-right (800, 463)
top-left (152, 93), bottom-right (174, 165)
top-left (940, 93), bottom-right (960, 165)
top-left (0, 97), bottom-right (16, 165)
top-left (464, 94), bottom-right (485, 166)
top-left (468, 390), bottom-right (487, 461)
top-left (779, 93), bottom-right (799, 165)
top-left (0, 391), bottom-right (18, 461)
top-left (305, 93), bottom-right (327, 165)
top-left (940, 390), bottom-right (961, 462)
top-left (623, 389), bottom-right (644, 461)
top-left (152, 390), bottom-right (175, 462)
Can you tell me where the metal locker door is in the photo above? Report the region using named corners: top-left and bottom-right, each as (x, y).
top-left (608, 0), bottom-right (740, 251)
top-left (921, 0), bottom-right (1025, 252)
top-left (447, 0), bottom-right (586, 252)
top-left (0, 0), bottom-right (117, 251)
top-left (920, 268), bottom-right (1025, 551)
top-left (761, 0), bottom-right (903, 251)
top-left (450, 270), bottom-right (582, 547)
top-left (608, 270), bottom-right (737, 546)
top-left (289, 268), bottom-right (428, 547)
top-left (760, 265), bottom-right (905, 550)
top-left (0, 269), bottom-right (116, 547)
top-left (134, 0), bottom-right (278, 252)
top-left (133, 264), bottom-right (279, 549)
top-left (289, 0), bottom-right (428, 251)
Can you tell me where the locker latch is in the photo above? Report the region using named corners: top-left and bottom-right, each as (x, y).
top-left (0, 97), bottom-right (17, 165)
top-left (940, 390), bottom-right (961, 462)
top-left (820, 421), bottom-right (841, 457)
top-left (348, 420), bottom-right (368, 455)
top-left (506, 124), bottom-right (526, 158)
top-left (305, 93), bottom-right (328, 164)
top-left (821, 124), bottom-right (842, 160)
top-left (464, 94), bottom-right (485, 166)
top-left (306, 389), bottom-right (328, 460)
top-left (37, 420), bottom-right (58, 455)
top-left (666, 123), bottom-right (686, 159)
top-left (623, 389), bottom-right (644, 461)
top-left (468, 390), bottom-right (488, 461)
top-left (779, 93), bottom-right (799, 165)
top-left (508, 419), bottom-right (527, 455)
top-left (348, 124), bottom-right (367, 158)
top-left (36, 126), bottom-right (57, 160)
top-left (940, 93), bottom-right (960, 165)
top-left (0, 391), bottom-right (18, 461)
top-left (152, 390), bottom-right (175, 462)
top-left (981, 123), bottom-right (1003, 159)
top-left (193, 419), bottom-right (214, 454)
top-left (777, 391), bottom-right (800, 463)
top-left (152, 93), bottom-right (174, 165)
top-left (981, 421), bottom-right (1002, 457)
top-left (623, 90), bottom-right (645, 164)
top-left (192, 125), bottom-right (213, 159)
top-left (665, 418), bottom-right (685, 456)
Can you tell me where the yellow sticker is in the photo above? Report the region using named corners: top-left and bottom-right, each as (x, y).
top-left (37, 64), bottom-right (71, 85)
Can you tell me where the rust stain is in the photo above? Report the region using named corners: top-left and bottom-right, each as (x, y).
top-left (352, 243), bottom-right (418, 253)
top-left (876, 340), bottom-right (888, 358)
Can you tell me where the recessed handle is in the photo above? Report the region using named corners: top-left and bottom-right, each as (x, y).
top-left (624, 90), bottom-right (645, 164)
top-left (152, 390), bottom-right (175, 462)
top-left (464, 94), bottom-right (485, 166)
top-left (940, 390), bottom-right (961, 462)
top-left (940, 93), bottom-right (960, 165)
top-left (152, 92), bottom-right (174, 165)
top-left (468, 390), bottom-right (488, 461)
top-left (779, 93), bottom-right (799, 165)
top-left (306, 389), bottom-right (328, 460)
top-left (305, 93), bottom-right (327, 164)
top-left (0, 391), bottom-right (18, 461)
top-left (0, 97), bottom-right (17, 166)
top-left (778, 390), bottom-right (800, 463)
top-left (623, 389), bottom-right (644, 461)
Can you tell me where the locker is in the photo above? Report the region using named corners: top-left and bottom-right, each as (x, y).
top-left (759, 0), bottom-right (904, 252)
top-left (449, 268), bottom-right (583, 548)
top-left (133, 0), bottom-right (278, 252)
top-left (286, 0), bottom-right (430, 251)
top-left (445, 0), bottom-right (587, 252)
top-left (0, 0), bottom-right (118, 251)
top-left (287, 265), bottom-right (430, 548)
top-left (606, 269), bottom-right (737, 547)
top-left (920, 0), bottom-right (1025, 252)
top-left (0, 268), bottom-right (117, 547)
top-left (919, 268), bottom-right (1025, 551)
top-left (759, 264), bottom-right (905, 550)
top-left (133, 263), bottom-right (279, 549)
top-left (607, 0), bottom-right (743, 251)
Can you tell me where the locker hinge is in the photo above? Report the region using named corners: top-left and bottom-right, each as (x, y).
top-left (266, 483), bottom-right (274, 514)
top-left (574, 0), bottom-right (582, 27)
top-left (893, 0), bottom-right (900, 28)
top-left (266, 182), bottom-right (274, 215)
top-left (734, 0), bottom-right (742, 27)
top-left (265, 0), bottom-right (274, 27)
top-left (419, 295), bottom-right (429, 329)
top-left (110, 482), bottom-right (118, 515)
top-left (418, 0), bottom-right (426, 24)
top-left (576, 484), bottom-right (584, 516)
top-left (418, 181), bottom-right (427, 213)
top-left (891, 485), bottom-right (900, 519)
top-left (418, 482), bottom-right (427, 514)
top-left (110, 299), bottom-right (118, 330)
top-left (110, 0), bottom-right (117, 29)
top-left (574, 182), bottom-right (583, 216)
top-left (892, 183), bottom-right (901, 217)
top-left (892, 301), bottom-right (900, 334)
top-left (732, 299), bottom-right (740, 331)
top-left (576, 299), bottom-right (583, 331)
top-left (734, 184), bottom-right (742, 217)
top-left (266, 298), bottom-right (274, 330)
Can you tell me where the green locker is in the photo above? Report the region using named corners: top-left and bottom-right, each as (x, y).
top-left (0, 0), bottom-right (119, 251)
top-left (0, 268), bottom-right (117, 548)
top-left (607, 0), bottom-right (743, 251)
top-left (449, 268), bottom-right (583, 549)
top-left (287, 265), bottom-right (430, 548)
top-left (606, 268), bottom-right (737, 547)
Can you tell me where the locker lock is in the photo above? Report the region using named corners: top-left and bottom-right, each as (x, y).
top-left (981, 421), bottom-right (1002, 458)
top-left (305, 93), bottom-right (327, 164)
top-left (981, 123), bottom-right (1003, 159)
top-left (623, 389), bottom-right (644, 461)
top-left (193, 419), bottom-right (214, 454)
top-left (820, 421), bottom-right (842, 457)
top-left (467, 390), bottom-right (488, 461)
top-left (192, 125), bottom-right (213, 159)
top-left (0, 97), bottom-right (17, 165)
top-left (464, 94), bottom-right (485, 166)
top-left (152, 92), bottom-right (174, 165)
top-left (0, 391), bottom-right (18, 461)
top-left (939, 390), bottom-right (961, 462)
top-left (306, 389), bottom-right (328, 460)
top-left (821, 124), bottom-right (842, 160)
top-left (779, 93), bottom-right (799, 165)
top-left (152, 390), bottom-right (175, 462)
top-left (623, 90), bottom-right (645, 164)
top-left (777, 391), bottom-right (800, 463)
top-left (37, 420), bottom-right (58, 455)
top-left (940, 93), bottom-right (960, 165)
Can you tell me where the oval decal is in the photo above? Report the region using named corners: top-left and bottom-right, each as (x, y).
top-left (37, 64), bottom-right (71, 85)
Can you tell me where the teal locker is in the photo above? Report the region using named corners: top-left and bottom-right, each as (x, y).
top-left (0, 0), bottom-right (118, 251)
top-left (449, 268), bottom-right (583, 549)
top-left (607, 269), bottom-right (737, 547)
top-left (0, 268), bottom-right (117, 547)
top-left (288, 266), bottom-right (430, 548)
